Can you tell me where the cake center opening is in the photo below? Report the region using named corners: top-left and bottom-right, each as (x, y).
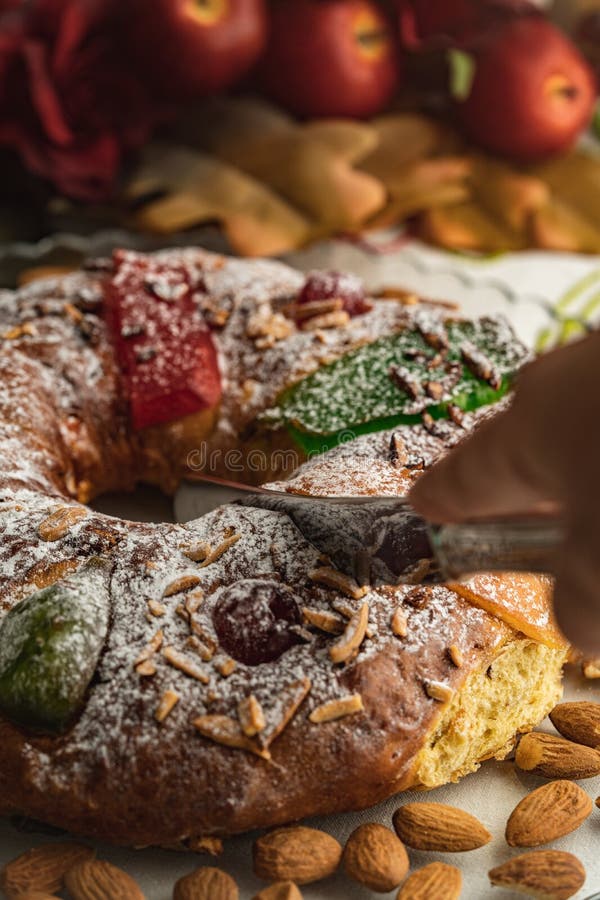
top-left (90, 484), bottom-right (175, 524)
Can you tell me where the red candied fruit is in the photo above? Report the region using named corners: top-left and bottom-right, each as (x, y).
top-left (212, 579), bottom-right (303, 666)
top-left (298, 270), bottom-right (372, 317)
top-left (106, 250), bottom-right (221, 430)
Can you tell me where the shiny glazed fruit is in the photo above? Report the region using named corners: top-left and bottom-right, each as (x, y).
top-left (298, 271), bottom-right (372, 317)
top-left (213, 579), bottom-right (303, 666)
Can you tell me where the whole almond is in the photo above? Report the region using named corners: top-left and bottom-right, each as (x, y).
top-left (0, 843), bottom-right (94, 898)
top-left (253, 826), bottom-right (341, 884)
top-left (251, 883), bottom-right (303, 900)
top-left (489, 849), bottom-right (586, 899)
top-left (516, 731), bottom-right (600, 779)
top-left (397, 862), bottom-right (462, 899)
top-left (174, 866), bottom-right (238, 900)
top-left (393, 802), bottom-right (491, 852)
top-left (506, 780), bottom-right (592, 847)
top-left (65, 859), bottom-right (144, 899)
top-left (343, 822), bottom-right (408, 892)
top-left (550, 701), bottom-right (600, 748)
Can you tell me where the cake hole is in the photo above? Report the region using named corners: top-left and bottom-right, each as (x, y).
top-left (90, 484), bottom-right (175, 524)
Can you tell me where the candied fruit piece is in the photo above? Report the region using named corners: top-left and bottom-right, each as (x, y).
top-left (213, 579), bottom-right (303, 666)
top-left (298, 270), bottom-right (372, 317)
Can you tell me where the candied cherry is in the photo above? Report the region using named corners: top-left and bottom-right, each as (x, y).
top-left (298, 271), bottom-right (372, 317)
top-left (212, 579), bottom-right (303, 666)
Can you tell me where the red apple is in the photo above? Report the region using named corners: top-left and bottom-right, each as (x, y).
top-left (258, 0), bottom-right (400, 119)
top-left (397, 0), bottom-right (537, 50)
top-left (455, 16), bottom-right (597, 161)
top-left (129, 0), bottom-right (267, 99)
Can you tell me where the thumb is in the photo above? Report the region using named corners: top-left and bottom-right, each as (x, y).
top-left (408, 401), bottom-right (556, 523)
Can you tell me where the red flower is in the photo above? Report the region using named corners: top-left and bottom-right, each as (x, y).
top-left (397, 0), bottom-right (538, 50)
top-left (0, 0), bottom-right (158, 200)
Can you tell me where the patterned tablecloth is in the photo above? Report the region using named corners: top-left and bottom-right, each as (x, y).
top-left (2, 238), bottom-right (600, 899)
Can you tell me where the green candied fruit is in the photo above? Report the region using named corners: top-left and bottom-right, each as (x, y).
top-left (262, 316), bottom-right (529, 453)
top-left (0, 558), bottom-right (111, 733)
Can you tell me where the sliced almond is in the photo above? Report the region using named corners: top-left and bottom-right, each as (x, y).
top-left (389, 433), bottom-right (409, 466)
top-left (516, 731), bottom-right (600, 779)
top-left (448, 644), bottom-right (464, 667)
top-left (329, 602), bottom-right (369, 664)
top-left (163, 646), bottom-right (209, 684)
top-left (186, 592), bottom-right (204, 616)
top-left (248, 310), bottom-right (293, 342)
top-left (65, 860), bottom-right (144, 900)
top-left (155, 689), bottom-right (180, 724)
top-left (214, 656), bottom-right (236, 677)
top-left (253, 827), bottom-right (342, 885)
top-left (506, 780), bottom-right (592, 847)
top-left (302, 607), bottom-right (345, 635)
top-left (174, 866), bottom-right (239, 900)
top-left (393, 802), bottom-right (491, 852)
top-left (0, 844), bottom-right (94, 898)
top-left (550, 701), bottom-right (600, 749)
top-left (309, 566), bottom-right (369, 600)
top-left (300, 310), bottom-right (350, 331)
top-left (199, 534), bottom-right (241, 568)
top-left (489, 849), bottom-right (586, 900)
top-left (375, 286), bottom-right (419, 303)
top-left (194, 714), bottom-right (271, 760)
top-left (397, 862), bottom-right (462, 899)
top-left (189, 621), bottom-right (217, 651)
top-left (135, 659), bottom-right (157, 677)
top-left (238, 694), bottom-right (266, 737)
top-left (38, 506), bottom-right (87, 541)
top-left (63, 301), bottom-right (84, 323)
top-left (162, 574), bottom-right (201, 598)
top-left (142, 629), bottom-right (164, 656)
top-left (2, 322), bottom-right (36, 340)
top-left (183, 541), bottom-right (212, 562)
top-left (284, 297), bottom-right (343, 320)
top-left (258, 678), bottom-right (312, 749)
top-left (176, 603), bottom-right (190, 623)
top-left (309, 694), bottom-right (364, 724)
top-left (391, 608), bottom-right (408, 637)
top-left (425, 680), bottom-right (454, 704)
top-left (187, 634), bottom-right (215, 662)
top-left (343, 822), bottom-right (409, 892)
top-left (147, 599), bottom-right (166, 617)
top-left (252, 883), bottom-right (303, 900)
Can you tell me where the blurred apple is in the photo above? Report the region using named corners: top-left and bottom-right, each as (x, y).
top-left (258, 0), bottom-right (400, 119)
top-left (131, 0), bottom-right (267, 99)
top-left (455, 15), bottom-right (597, 161)
top-left (397, 0), bottom-right (537, 50)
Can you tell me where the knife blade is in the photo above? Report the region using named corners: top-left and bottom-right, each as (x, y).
top-left (175, 477), bottom-right (563, 587)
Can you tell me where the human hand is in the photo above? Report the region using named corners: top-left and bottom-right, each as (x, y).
top-left (409, 330), bottom-right (600, 654)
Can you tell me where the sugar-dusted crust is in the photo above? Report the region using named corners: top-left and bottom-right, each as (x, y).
top-left (271, 422), bottom-right (565, 650)
top-left (0, 249), bottom-right (566, 847)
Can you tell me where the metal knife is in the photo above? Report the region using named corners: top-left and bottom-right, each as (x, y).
top-left (175, 477), bottom-right (563, 587)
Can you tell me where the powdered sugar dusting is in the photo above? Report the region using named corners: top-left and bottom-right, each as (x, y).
top-left (0, 248), bottom-right (552, 843)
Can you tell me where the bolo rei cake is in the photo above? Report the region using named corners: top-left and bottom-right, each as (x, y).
top-left (0, 248), bottom-right (567, 848)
